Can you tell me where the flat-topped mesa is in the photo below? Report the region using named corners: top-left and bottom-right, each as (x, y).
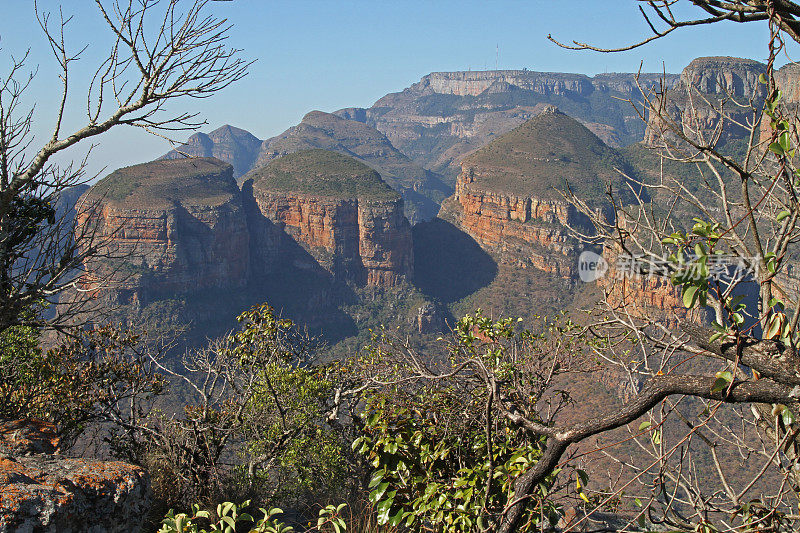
top-left (422, 71), bottom-right (594, 97)
top-left (409, 70), bottom-right (679, 99)
top-left (645, 57), bottom-right (767, 146)
top-left (441, 106), bottom-right (621, 278)
top-left (246, 149), bottom-right (413, 287)
top-left (79, 157), bottom-right (250, 304)
top-left (162, 125), bottom-right (263, 178)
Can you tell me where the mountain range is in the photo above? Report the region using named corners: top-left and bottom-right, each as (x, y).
top-left (69, 55), bottom-right (799, 354)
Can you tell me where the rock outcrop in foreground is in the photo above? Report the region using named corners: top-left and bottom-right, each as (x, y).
top-left (0, 419), bottom-right (149, 533)
top-left (247, 149), bottom-right (413, 286)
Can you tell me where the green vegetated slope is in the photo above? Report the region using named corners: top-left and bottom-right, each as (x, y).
top-left (461, 106), bottom-right (634, 204)
top-left (248, 149), bottom-right (400, 201)
top-left (87, 157), bottom-right (238, 208)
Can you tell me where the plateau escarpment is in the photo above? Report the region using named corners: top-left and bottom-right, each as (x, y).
top-left (79, 157), bottom-right (250, 305)
top-left (645, 57), bottom-right (767, 147)
top-left (246, 149), bottom-right (413, 287)
top-left (337, 69), bottom-right (680, 179)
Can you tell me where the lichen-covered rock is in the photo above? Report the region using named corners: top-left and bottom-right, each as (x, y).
top-left (0, 420), bottom-right (150, 533)
top-left (0, 420), bottom-right (59, 456)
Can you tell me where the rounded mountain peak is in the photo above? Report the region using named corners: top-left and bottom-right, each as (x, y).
top-left (461, 109), bottom-right (627, 203)
top-left (249, 149), bottom-right (399, 201)
top-left (86, 157), bottom-right (237, 209)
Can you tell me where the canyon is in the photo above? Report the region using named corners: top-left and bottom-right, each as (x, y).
top-left (72, 55), bottom-right (790, 347)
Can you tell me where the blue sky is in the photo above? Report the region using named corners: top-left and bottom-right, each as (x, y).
top-left (0, 1), bottom-right (795, 180)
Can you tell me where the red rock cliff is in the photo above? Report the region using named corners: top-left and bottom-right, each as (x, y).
top-left (441, 165), bottom-right (579, 278)
top-left (78, 158), bottom-right (250, 305)
top-left (247, 150), bottom-right (413, 287)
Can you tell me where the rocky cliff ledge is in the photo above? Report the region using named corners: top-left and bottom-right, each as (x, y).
top-left (79, 157), bottom-right (250, 305)
top-left (246, 150), bottom-right (413, 287)
top-left (0, 419), bottom-right (149, 533)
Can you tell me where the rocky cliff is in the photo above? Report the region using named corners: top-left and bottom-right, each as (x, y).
top-left (254, 111), bottom-right (451, 223)
top-left (439, 106), bottom-right (620, 278)
top-left (644, 57), bottom-right (767, 147)
top-left (336, 69), bottom-right (680, 179)
top-left (246, 149), bottom-right (413, 287)
top-left (78, 158), bottom-right (251, 306)
top-left (162, 125), bottom-right (263, 178)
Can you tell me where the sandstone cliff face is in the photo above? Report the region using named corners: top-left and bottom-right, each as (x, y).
top-left (253, 111), bottom-right (451, 223)
top-left (645, 57), bottom-right (767, 146)
top-left (79, 158), bottom-right (250, 305)
top-left (0, 419), bottom-right (150, 533)
top-left (424, 71), bottom-right (595, 97)
top-left (679, 57), bottom-right (767, 98)
top-left (438, 108), bottom-right (622, 279)
top-left (442, 168), bottom-right (580, 277)
top-left (249, 150), bottom-right (413, 287)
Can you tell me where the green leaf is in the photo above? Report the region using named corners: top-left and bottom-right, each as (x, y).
top-left (783, 406), bottom-right (796, 427)
top-left (682, 285), bottom-right (699, 309)
top-left (694, 243), bottom-right (706, 258)
top-left (376, 500), bottom-right (393, 525)
top-left (369, 482), bottom-right (390, 503)
top-left (651, 429), bottom-right (662, 445)
top-left (711, 378), bottom-right (729, 393)
top-left (769, 142), bottom-right (785, 156)
top-left (368, 471), bottom-right (384, 488)
top-left (777, 210), bottom-right (791, 222)
top-left (780, 131), bottom-right (792, 152)
top-left (709, 332), bottom-right (724, 343)
top-left (638, 421), bottom-right (652, 431)
top-left (715, 371), bottom-right (733, 383)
